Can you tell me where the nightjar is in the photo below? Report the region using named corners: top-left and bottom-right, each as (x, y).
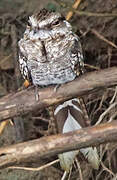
top-left (18, 9), bottom-right (99, 172)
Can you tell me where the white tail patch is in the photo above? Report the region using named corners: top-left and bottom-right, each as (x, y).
top-left (59, 150), bottom-right (78, 172)
top-left (80, 147), bottom-right (100, 170)
top-left (54, 99), bottom-right (100, 172)
top-left (63, 110), bottom-right (81, 133)
top-left (59, 110), bottom-right (81, 172)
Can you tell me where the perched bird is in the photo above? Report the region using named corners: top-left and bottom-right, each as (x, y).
top-left (18, 9), bottom-right (100, 172)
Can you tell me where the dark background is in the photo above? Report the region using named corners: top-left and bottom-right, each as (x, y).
top-left (0, 0), bottom-right (117, 179)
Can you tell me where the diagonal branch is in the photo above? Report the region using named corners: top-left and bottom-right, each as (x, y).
top-left (0, 67), bottom-right (117, 121)
top-left (0, 121), bottom-right (117, 169)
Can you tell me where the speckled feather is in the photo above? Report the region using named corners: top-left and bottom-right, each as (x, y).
top-left (18, 9), bottom-right (84, 86)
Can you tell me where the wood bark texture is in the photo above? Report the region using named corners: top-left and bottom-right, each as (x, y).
top-left (0, 67), bottom-right (117, 121)
top-left (0, 121), bottom-right (117, 169)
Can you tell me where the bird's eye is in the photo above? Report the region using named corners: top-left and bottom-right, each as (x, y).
top-left (27, 21), bottom-right (31, 27)
top-left (52, 20), bottom-right (60, 26)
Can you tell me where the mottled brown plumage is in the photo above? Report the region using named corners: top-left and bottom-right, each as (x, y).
top-left (18, 9), bottom-right (99, 173)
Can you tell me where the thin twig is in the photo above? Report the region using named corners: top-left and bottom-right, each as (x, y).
top-left (96, 103), bottom-right (117, 125)
top-left (91, 29), bottom-right (117, 49)
top-left (67, 167), bottom-right (72, 180)
top-left (8, 159), bottom-right (59, 171)
top-left (0, 54), bottom-right (13, 69)
top-left (55, 1), bottom-right (117, 17)
top-left (0, 120), bottom-right (9, 134)
top-left (110, 86), bottom-right (117, 104)
top-left (75, 158), bottom-right (83, 180)
top-left (66, 0), bottom-right (82, 20)
top-left (109, 112), bottom-right (117, 122)
top-left (74, 9), bottom-right (117, 17)
top-left (101, 162), bottom-right (115, 176)
top-left (61, 171), bottom-right (68, 180)
top-left (84, 63), bottom-right (100, 70)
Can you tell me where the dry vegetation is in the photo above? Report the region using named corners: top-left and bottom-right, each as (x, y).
top-left (0, 0), bottom-right (117, 179)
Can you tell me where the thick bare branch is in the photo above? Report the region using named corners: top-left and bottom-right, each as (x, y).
top-left (0, 67), bottom-right (117, 121)
top-left (0, 121), bottom-right (117, 169)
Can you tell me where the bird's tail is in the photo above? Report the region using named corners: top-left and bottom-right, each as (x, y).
top-left (54, 98), bottom-right (100, 172)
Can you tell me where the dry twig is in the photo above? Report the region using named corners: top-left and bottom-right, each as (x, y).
top-left (96, 102), bottom-right (117, 125)
top-left (75, 159), bottom-right (83, 180)
top-left (0, 120), bottom-right (9, 134)
top-left (73, 9), bottom-right (117, 17)
top-left (8, 159), bottom-right (59, 171)
top-left (66, 0), bottom-right (82, 20)
top-left (91, 29), bottom-right (117, 49)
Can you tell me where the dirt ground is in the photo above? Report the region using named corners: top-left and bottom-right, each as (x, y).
top-left (0, 0), bottom-right (117, 179)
